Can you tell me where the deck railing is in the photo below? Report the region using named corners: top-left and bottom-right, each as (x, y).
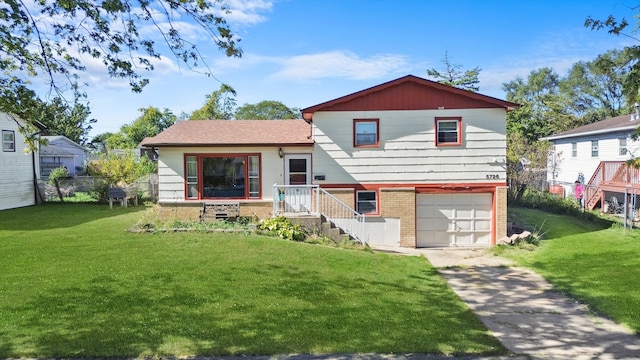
top-left (273, 184), bottom-right (366, 244)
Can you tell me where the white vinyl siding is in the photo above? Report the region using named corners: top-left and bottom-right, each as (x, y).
top-left (156, 147), bottom-right (307, 202)
top-left (0, 113), bottom-right (35, 210)
top-left (547, 132), bottom-right (640, 189)
top-left (312, 109), bottom-right (506, 183)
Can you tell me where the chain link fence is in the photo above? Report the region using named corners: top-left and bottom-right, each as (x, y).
top-left (40, 174), bottom-right (158, 204)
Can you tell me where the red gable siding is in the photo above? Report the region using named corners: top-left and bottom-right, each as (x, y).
top-left (302, 75), bottom-right (518, 120)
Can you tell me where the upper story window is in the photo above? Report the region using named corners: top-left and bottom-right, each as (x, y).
top-left (619, 138), bottom-right (628, 156)
top-left (591, 140), bottom-right (599, 157)
top-left (2, 130), bottom-right (15, 152)
top-left (356, 190), bottom-right (378, 215)
top-left (435, 117), bottom-right (462, 146)
top-left (353, 119), bottom-right (379, 147)
top-left (571, 142), bottom-right (577, 157)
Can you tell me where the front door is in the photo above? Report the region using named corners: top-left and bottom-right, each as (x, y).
top-left (284, 154), bottom-right (312, 213)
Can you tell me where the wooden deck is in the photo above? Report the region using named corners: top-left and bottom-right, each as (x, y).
top-left (585, 161), bottom-right (640, 211)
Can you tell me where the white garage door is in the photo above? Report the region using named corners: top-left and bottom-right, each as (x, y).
top-left (416, 193), bottom-right (493, 247)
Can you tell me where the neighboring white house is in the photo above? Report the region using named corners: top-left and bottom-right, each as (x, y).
top-left (143, 75), bottom-right (517, 248)
top-left (542, 112), bottom-right (640, 201)
top-left (0, 112), bottom-right (40, 211)
top-left (40, 135), bottom-right (88, 177)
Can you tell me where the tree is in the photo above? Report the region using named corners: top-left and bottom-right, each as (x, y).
top-left (121, 107), bottom-right (176, 146)
top-left (586, 9), bottom-right (640, 104)
top-left (37, 97), bottom-right (96, 145)
top-left (0, 0), bottom-right (242, 142)
top-left (506, 132), bottom-right (551, 202)
top-left (427, 51), bottom-right (481, 92)
top-left (503, 68), bottom-right (575, 142)
top-left (560, 50), bottom-right (628, 122)
top-left (235, 100), bottom-right (300, 120)
top-left (189, 84), bottom-right (237, 120)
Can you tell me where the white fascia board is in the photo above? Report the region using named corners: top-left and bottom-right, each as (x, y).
top-left (541, 125), bottom-right (637, 141)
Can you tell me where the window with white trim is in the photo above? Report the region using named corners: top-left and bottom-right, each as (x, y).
top-left (571, 142), bottom-right (577, 157)
top-left (435, 117), bottom-right (462, 146)
top-left (591, 140), bottom-right (599, 157)
top-left (354, 119), bottom-right (379, 147)
top-left (619, 138), bottom-right (628, 156)
top-left (185, 154), bottom-right (261, 200)
top-left (356, 190), bottom-right (377, 214)
top-left (186, 156), bottom-right (198, 199)
top-left (2, 130), bottom-right (15, 152)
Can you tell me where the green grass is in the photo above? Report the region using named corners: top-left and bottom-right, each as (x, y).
top-left (0, 204), bottom-right (504, 358)
top-left (503, 207), bottom-right (640, 332)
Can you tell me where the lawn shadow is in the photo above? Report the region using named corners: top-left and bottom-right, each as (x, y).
top-left (0, 203), bottom-right (146, 231)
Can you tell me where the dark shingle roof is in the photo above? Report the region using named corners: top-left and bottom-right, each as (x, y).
top-left (141, 119), bottom-right (313, 147)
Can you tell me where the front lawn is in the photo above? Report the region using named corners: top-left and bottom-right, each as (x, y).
top-left (0, 204), bottom-right (504, 358)
top-left (504, 207), bottom-right (640, 332)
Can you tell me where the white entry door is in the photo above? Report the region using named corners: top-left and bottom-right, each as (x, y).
top-left (283, 154), bottom-right (312, 213)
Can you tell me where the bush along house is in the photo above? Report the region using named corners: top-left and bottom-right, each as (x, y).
top-left (142, 75), bottom-right (517, 248)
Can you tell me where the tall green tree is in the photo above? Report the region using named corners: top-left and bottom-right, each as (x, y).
top-left (503, 68), bottom-right (575, 141)
top-left (235, 100), bottom-right (300, 120)
top-left (102, 106), bottom-right (177, 149)
top-left (560, 49), bottom-right (628, 122)
top-left (0, 0), bottom-right (242, 138)
top-left (586, 9), bottom-right (640, 104)
top-left (190, 84), bottom-right (237, 120)
top-left (427, 52), bottom-right (481, 92)
top-left (37, 97), bottom-right (96, 145)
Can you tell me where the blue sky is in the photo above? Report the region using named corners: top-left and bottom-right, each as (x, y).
top-left (78, 0), bottom-right (635, 138)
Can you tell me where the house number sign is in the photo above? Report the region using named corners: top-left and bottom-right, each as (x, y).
top-left (486, 174), bottom-right (499, 180)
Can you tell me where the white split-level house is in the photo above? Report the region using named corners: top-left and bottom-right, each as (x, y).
top-left (542, 111), bottom-right (640, 212)
top-left (40, 135), bottom-right (88, 177)
top-left (0, 112), bottom-right (42, 211)
top-left (142, 75), bottom-right (518, 248)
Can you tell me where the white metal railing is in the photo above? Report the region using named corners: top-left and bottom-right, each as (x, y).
top-left (273, 184), bottom-right (366, 244)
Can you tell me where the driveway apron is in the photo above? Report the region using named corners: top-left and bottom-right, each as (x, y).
top-left (438, 265), bottom-right (640, 359)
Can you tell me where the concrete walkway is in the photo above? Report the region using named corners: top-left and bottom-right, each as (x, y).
top-left (373, 247), bottom-right (640, 359)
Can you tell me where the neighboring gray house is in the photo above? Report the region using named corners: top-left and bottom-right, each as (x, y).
top-left (0, 112), bottom-right (40, 210)
top-left (40, 136), bottom-right (88, 177)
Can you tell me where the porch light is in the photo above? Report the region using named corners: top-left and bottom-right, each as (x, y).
top-left (278, 147), bottom-right (285, 158)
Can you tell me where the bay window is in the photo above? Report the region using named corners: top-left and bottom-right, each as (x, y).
top-left (185, 154), bottom-right (261, 199)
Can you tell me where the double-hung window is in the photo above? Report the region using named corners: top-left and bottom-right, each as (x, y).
top-left (353, 119), bottom-right (379, 147)
top-left (591, 140), bottom-right (599, 157)
top-left (2, 130), bottom-right (15, 152)
top-left (435, 117), bottom-right (462, 146)
top-left (356, 190), bottom-right (378, 214)
top-left (185, 154), bottom-right (261, 199)
top-left (571, 142), bottom-right (577, 157)
top-left (619, 138), bottom-right (628, 156)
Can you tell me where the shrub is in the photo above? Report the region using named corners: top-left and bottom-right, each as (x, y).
top-left (259, 216), bottom-right (306, 242)
top-left (48, 166), bottom-right (69, 185)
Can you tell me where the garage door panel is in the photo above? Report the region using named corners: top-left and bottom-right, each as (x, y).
top-left (456, 220), bottom-right (473, 231)
top-left (476, 220), bottom-right (492, 231)
top-left (456, 207), bottom-right (474, 218)
top-left (417, 193), bottom-right (493, 247)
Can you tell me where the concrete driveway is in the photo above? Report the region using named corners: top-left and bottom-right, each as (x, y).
top-left (373, 246), bottom-right (640, 359)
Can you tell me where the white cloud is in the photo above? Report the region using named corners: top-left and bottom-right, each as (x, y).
top-left (270, 51), bottom-right (410, 81)
top-left (225, 0), bottom-right (273, 25)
